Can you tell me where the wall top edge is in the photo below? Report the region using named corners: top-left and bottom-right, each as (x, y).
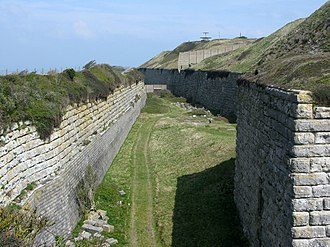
top-left (237, 78), bottom-right (314, 104)
top-left (138, 68), bottom-right (241, 78)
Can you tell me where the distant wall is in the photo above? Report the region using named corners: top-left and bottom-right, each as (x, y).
top-left (178, 45), bottom-right (245, 70)
top-left (0, 82), bottom-right (146, 245)
top-left (235, 80), bottom-right (330, 247)
top-left (145, 84), bottom-right (167, 93)
top-left (140, 68), bottom-right (239, 117)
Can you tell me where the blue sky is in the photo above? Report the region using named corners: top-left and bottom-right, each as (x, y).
top-left (0, 0), bottom-right (327, 72)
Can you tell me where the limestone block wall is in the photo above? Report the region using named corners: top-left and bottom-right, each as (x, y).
top-left (140, 68), bottom-right (239, 117)
top-left (0, 82), bottom-right (146, 245)
top-left (235, 80), bottom-right (330, 247)
top-left (178, 44), bottom-right (244, 70)
top-left (137, 68), bottom-right (330, 246)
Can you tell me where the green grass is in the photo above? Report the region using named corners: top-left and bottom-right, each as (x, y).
top-left (139, 39), bottom-right (256, 69)
top-left (141, 93), bottom-right (170, 114)
top-left (78, 93), bottom-right (247, 246)
top-left (0, 64), bottom-right (143, 139)
top-left (149, 114), bottom-right (244, 246)
top-left (194, 2), bottom-right (330, 105)
top-left (194, 19), bottom-right (305, 72)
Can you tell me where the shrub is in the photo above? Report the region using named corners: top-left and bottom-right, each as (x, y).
top-left (159, 89), bottom-right (174, 98)
top-left (63, 68), bottom-right (76, 81)
top-left (191, 108), bottom-right (209, 116)
top-left (0, 205), bottom-right (48, 247)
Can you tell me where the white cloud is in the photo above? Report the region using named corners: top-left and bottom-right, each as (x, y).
top-left (73, 20), bottom-right (93, 39)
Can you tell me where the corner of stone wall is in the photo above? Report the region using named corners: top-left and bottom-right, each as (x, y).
top-left (288, 95), bottom-right (330, 247)
top-left (235, 82), bottom-right (330, 247)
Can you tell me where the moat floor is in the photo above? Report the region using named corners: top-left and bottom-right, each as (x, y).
top-left (86, 94), bottom-right (247, 247)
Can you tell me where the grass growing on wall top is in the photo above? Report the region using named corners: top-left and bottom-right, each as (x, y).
top-left (0, 64), bottom-right (143, 139)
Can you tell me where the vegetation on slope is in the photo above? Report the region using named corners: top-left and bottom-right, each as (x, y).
top-left (81, 93), bottom-right (247, 246)
top-left (139, 51), bottom-right (172, 69)
top-left (249, 1), bottom-right (330, 105)
top-left (195, 2), bottom-right (330, 105)
top-left (140, 38), bottom-right (256, 69)
top-left (0, 63), bottom-right (143, 139)
top-left (194, 19), bottom-right (305, 72)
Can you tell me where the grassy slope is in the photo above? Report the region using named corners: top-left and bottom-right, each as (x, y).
top-left (0, 64), bottom-right (143, 139)
top-left (140, 38), bottom-right (256, 69)
top-left (139, 51), bottom-right (172, 69)
top-left (194, 19), bottom-right (304, 72)
top-left (84, 94), bottom-right (247, 247)
top-left (195, 2), bottom-right (330, 105)
top-left (249, 1), bottom-right (330, 105)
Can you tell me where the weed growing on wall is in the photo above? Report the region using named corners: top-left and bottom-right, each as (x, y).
top-left (76, 165), bottom-right (97, 215)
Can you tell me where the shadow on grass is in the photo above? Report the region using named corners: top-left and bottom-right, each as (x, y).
top-left (172, 158), bottom-right (248, 247)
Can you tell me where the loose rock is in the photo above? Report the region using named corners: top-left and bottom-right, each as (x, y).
top-left (80, 231), bottom-right (92, 240)
top-left (65, 240), bottom-right (75, 247)
top-left (119, 190), bottom-right (126, 196)
top-left (102, 224), bottom-right (115, 233)
top-left (106, 238), bottom-right (119, 245)
top-left (82, 224), bottom-right (103, 233)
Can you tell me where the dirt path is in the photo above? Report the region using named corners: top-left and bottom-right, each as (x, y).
top-left (130, 117), bottom-right (158, 247)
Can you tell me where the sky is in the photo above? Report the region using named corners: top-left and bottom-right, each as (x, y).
top-left (0, 0), bottom-right (327, 72)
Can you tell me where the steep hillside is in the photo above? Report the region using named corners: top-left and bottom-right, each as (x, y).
top-left (194, 19), bottom-right (305, 72)
top-left (0, 64), bottom-right (143, 139)
top-left (140, 38), bottom-right (256, 69)
top-left (195, 2), bottom-right (330, 105)
top-left (247, 1), bottom-right (330, 105)
top-left (139, 51), bottom-right (172, 69)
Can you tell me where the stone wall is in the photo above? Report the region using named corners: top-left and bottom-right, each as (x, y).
top-left (139, 68), bottom-right (330, 246)
top-left (145, 84), bottom-right (167, 93)
top-left (0, 82), bottom-right (146, 245)
top-left (178, 45), bottom-right (245, 70)
top-left (235, 80), bottom-right (330, 247)
top-left (140, 68), bottom-right (239, 118)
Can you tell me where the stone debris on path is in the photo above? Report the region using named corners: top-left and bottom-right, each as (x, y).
top-left (80, 231), bottom-right (92, 240)
top-left (106, 238), bottom-right (119, 245)
top-left (119, 190), bottom-right (126, 196)
top-left (175, 102), bottom-right (211, 114)
top-left (65, 240), bottom-right (75, 247)
top-left (82, 224), bottom-right (104, 233)
top-left (65, 209), bottom-right (118, 247)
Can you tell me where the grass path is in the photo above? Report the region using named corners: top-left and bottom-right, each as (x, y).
top-left (80, 94), bottom-right (248, 247)
top-left (130, 116), bottom-right (158, 247)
